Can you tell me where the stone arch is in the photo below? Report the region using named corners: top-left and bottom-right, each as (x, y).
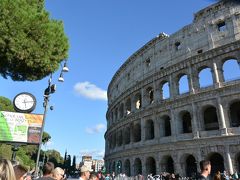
top-left (159, 115), bottom-right (171, 137)
top-left (161, 80), bottom-right (170, 99)
top-left (161, 155), bottom-right (174, 173)
top-left (180, 111), bottom-right (192, 133)
top-left (112, 133), bottom-right (116, 148)
top-left (146, 156), bottom-right (156, 175)
top-left (115, 108), bottom-right (118, 122)
top-left (145, 86), bottom-right (154, 104)
top-left (229, 100), bottom-right (240, 127)
top-left (207, 152), bottom-right (225, 175)
top-left (124, 159), bottom-right (131, 176)
top-left (198, 66), bottom-right (214, 88)
top-left (123, 126), bottom-right (130, 144)
top-left (222, 59), bottom-right (240, 82)
top-left (185, 155), bottom-right (197, 177)
top-left (133, 122), bottom-right (141, 142)
top-left (116, 160), bottom-right (122, 174)
top-left (178, 74), bottom-right (190, 94)
top-left (125, 98), bottom-right (131, 115)
top-left (134, 158), bottom-right (142, 176)
top-left (134, 93), bottom-right (142, 110)
top-left (203, 105), bottom-right (219, 130)
top-left (117, 130), bottom-right (123, 147)
top-left (145, 119), bottom-right (154, 140)
top-left (111, 111), bottom-right (114, 125)
top-left (119, 103), bottom-right (124, 119)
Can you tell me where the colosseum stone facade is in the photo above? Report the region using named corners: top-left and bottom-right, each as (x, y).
top-left (105, 0), bottom-right (240, 177)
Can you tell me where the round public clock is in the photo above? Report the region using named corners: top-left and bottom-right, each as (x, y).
top-left (13, 92), bottom-right (37, 113)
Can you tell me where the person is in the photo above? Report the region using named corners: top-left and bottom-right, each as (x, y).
top-left (13, 164), bottom-right (28, 180)
top-left (80, 165), bottom-right (91, 180)
top-left (97, 171), bottom-right (104, 180)
top-left (0, 158), bottom-right (16, 180)
top-left (105, 173), bottom-right (111, 180)
top-left (111, 172), bottom-right (115, 180)
top-left (197, 160), bottom-right (211, 180)
top-left (37, 162), bottom-right (55, 180)
top-left (213, 171), bottom-right (221, 180)
top-left (89, 173), bottom-right (98, 180)
top-left (52, 167), bottom-right (65, 180)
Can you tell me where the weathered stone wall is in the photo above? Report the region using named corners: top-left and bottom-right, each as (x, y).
top-left (105, 0), bottom-right (240, 177)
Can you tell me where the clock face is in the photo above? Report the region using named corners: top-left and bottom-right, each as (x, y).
top-left (13, 92), bottom-right (36, 113)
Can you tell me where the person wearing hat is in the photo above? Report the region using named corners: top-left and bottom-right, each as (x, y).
top-left (80, 165), bottom-right (91, 180)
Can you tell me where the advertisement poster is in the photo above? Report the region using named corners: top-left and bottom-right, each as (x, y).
top-left (0, 111), bottom-right (43, 144)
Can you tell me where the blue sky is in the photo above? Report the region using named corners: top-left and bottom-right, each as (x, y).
top-left (0, 0), bottom-right (222, 162)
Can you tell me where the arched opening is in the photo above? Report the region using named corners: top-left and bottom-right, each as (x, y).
top-left (117, 130), bottom-right (123, 147)
top-left (160, 115), bottom-right (171, 137)
top-left (161, 156), bottom-right (174, 173)
top-left (164, 116), bottom-right (171, 136)
top-left (124, 159), bottom-right (131, 176)
top-left (115, 108), bottom-right (118, 122)
top-left (203, 106), bottom-right (219, 130)
top-left (186, 155), bottom-right (197, 177)
top-left (182, 111), bottom-right (192, 133)
top-left (126, 98), bottom-right (131, 115)
top-left (119, 103), bottom-right (124, 118)
top-left (112, 161), bottom-right (116, 173)
top-left (124, 127), bottom-right (130, 144)
top-left (199, 67), bottom-right (213, 88)
top-left (146, 87), bottom-right (154, 104)
top-left (112, 133), bottom-right (116, 148)
top-left (208, 153), bottom-right (224, 175)
top-left (146, 157), bottom-right (156, 175)
top-left (223, 59), bottom-right (240, 82)
top-left (134, 93), bottom-right (142, 110)
top-left (117, 160), bottom-right (122, 174)
top-left (109, 135), bottom-right (112, 149)
top-left (162, 81), bottom-right (170, 99)
top-left (178, 74), bottom-right (189, 94)
top-left (145, 119), bottom-right (154, 140)
top-left (133, 123), bottom-right (141, 142)
top-left (111, 112), bottom-right (114, 124)
top-left (134, 158), bottom-right (142, 176)
top-left (230, 101), bottom-right (240, 127)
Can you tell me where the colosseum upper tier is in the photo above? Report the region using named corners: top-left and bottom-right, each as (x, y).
top-left (105, 0), bottom-right (240, 177)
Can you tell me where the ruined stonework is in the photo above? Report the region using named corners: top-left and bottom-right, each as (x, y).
top-left (105, 0), bottom-right (240, 177)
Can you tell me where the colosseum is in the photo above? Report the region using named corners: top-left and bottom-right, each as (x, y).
top-left (104, 0), bottom-right (240, 177)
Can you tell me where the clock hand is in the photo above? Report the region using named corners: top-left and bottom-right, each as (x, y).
top-left (23, 99), bottom-right (27, 108)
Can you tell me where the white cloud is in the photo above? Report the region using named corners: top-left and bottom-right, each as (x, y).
top-left (79, 149), bottom-right (105, 159)
top-left (86, 123), bottom-right (106, 134)
top-left (74, 81), bottom-right (107, 101)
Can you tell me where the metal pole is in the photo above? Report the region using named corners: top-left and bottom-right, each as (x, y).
top-left (11, 144), bottom-right (19, 161)
top-left (34, 95), bottom-right (49, 178)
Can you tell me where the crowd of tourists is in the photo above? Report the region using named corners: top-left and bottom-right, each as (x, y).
top-left (0, 159), bottom-right (66, 180)
top-left (1, 158), bottom-right (240, 180)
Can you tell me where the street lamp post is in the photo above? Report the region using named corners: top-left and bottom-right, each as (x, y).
top-left (34, 61), bottom-right (69, 178)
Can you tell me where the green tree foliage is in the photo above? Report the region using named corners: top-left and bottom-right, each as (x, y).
top-left (42, 132), bottom-right (51, 145)
top-left (46, 149), bottom-right (64, 166)
top-left (0, 96), bottom-right (15, 112)
top-left (71, 155), bottom-right (76, 171)
top-left (0, 0), bottom-right (69, 81)
top-left (0, 144), bottom-right (12, 159)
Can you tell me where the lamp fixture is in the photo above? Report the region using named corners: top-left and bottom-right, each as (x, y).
top-left (62, 62), bottom-right (69, 72)
top-left (58, 72), bottom-right (64, 82)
